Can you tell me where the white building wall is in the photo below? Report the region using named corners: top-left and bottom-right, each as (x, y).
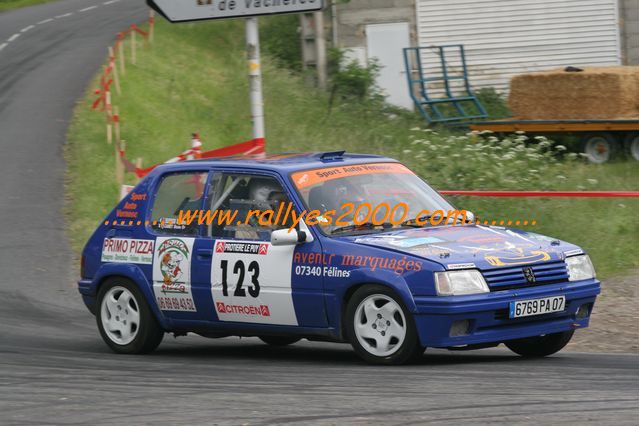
top-left (415, 0), bottom-right (622, 92)
top-left (621, 0), bottom-right (639, 64)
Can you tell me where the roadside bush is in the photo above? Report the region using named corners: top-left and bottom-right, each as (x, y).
top-left (403, 130), bottom-right (575, 190)
top-left (475, 87), bottom-right (511, 119)
top-left (328, 48), bottom-right (382, 103)
top-left (261, 15), bottom-right (302, 72)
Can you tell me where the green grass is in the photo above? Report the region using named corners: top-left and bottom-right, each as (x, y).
top-left (0, 0), bottom-right (54, 12)
top-left (66, 18), bottom-right (639, 278)
top-left (453, 163), bottom-right (639, 278)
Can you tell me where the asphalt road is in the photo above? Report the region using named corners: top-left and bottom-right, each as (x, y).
top-left (1, 1), bottom-right (638, 425)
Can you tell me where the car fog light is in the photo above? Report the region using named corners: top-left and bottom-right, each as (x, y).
top-left (576, 304), bottom-right (592, 319)
top-left (450, 320), bottom-right (471, 337)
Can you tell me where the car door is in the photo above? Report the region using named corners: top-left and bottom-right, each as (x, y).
top-left (146, 170), bottom-right (211, 321)
top-left (199, 171), bottom-right (328, 328)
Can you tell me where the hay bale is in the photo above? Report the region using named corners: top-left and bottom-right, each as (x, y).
top-left (509, 67), bottom-right (639, 120)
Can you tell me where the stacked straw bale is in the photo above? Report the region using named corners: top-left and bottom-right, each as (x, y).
top-left (509, 67), bottom-right (639, 120)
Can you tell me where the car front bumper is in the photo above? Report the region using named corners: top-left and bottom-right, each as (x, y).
top-left (412, 279), bottom-right (600, 348)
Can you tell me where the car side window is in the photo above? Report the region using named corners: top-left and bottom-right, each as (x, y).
top-left (150, 172), bottom-right (208, 235)
top-left (207, 173), bottom-right (293, 241)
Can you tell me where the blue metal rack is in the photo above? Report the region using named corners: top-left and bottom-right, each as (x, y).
top-left (403, 44), bottom-right (488, 125)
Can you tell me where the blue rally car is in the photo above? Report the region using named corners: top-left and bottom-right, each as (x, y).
top-left (79, 152), bottom-right (600, 364)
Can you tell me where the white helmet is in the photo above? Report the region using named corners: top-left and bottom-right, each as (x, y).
top-left (248, 179), bottom-right (281, 203)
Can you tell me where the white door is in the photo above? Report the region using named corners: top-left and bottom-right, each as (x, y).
top-left (366, 22), bottom-right (413, 110)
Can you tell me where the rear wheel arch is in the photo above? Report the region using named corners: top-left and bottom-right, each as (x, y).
top-left (96, 274), bottom-right (127, 295)
top-left (96, 273), bottom-right (146, 299)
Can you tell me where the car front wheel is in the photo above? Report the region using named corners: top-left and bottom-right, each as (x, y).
top-left (96, 278), bottom-right (164, 354)
top-left (345, 285), bottom-right (422, 365)
top-left (505, 330), bottom-right (574, 358)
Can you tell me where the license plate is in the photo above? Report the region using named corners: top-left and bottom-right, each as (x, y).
top-left (509, 296), bottom-right (566, 319)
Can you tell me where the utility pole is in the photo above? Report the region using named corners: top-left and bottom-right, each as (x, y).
top-left (301, 12), bottom-right (328, 89)
top-left (314, 11), bottom-right (327, 90)
top-left (246, 17), bottom-right (265, 140)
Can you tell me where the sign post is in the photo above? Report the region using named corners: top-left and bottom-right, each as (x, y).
top-left (246, 17), bottom-right (264, 140)
top-left (146, 0), bottom-right (325, 141)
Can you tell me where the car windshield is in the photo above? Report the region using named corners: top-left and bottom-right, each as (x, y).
top-left (291, 162), bottom-right (456, 235)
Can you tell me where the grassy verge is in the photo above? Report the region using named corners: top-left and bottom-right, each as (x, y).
top-left (66, 18), bottom-right (639, 278)
top-left (0, 0), bottom-right (54, 12)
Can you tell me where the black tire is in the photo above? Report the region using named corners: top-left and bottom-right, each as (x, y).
top-left (623, 133), bottom-right (639, 161)
top-left (259, 336), bottom-right (301, 346)
top-left (345, 285), bottom-right (423, 365)
top-left (505, 330), bottom-right (574, 358)
top-left (96, 277), bottom-right (164, 354)
top-left (580, 133), bottom-right (618, 164)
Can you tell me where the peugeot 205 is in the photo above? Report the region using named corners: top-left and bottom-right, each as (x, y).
top-left (79, 152), bottom-right (600, 364)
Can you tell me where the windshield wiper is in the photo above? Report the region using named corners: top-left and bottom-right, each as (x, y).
top-left (401, 213), bottom-right (470, 228)
top-left (401, 215), bottom-right (432, 228)
top-left (331, 222), bottom-right (394, 235)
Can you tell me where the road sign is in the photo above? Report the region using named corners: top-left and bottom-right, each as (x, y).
top-left (147, 0), bottom-right (324, 23)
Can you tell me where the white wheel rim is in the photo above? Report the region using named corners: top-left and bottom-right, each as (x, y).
top-left (584, 137), bottom-right (611, 164)
top-left (631, 137), bottom-right (639, 161)
top-left (100, 286), bottom-right (140, 345)
top-left (353, 294), bottom-right (407, 357)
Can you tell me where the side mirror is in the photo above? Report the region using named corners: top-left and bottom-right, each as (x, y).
top-left (465, 211), bottom-right (475, 224)
top-left (271, 229), bottom-right (306, 246)
top-left (446, 210), bottom-right (474, 225)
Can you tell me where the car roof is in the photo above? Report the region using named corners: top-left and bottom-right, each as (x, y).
top-left (155, 152), bottom-right (399, 174)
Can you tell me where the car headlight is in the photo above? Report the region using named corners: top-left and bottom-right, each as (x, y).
top-left (566, 254), bottom-right (596, 282)
top-left (435, 270), bottom-right (489, 296)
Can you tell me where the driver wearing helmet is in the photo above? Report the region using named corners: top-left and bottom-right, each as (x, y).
top-left (323, 179), bottom-right (367, 224)
top-left (234, 178), bottom-right (290, 240)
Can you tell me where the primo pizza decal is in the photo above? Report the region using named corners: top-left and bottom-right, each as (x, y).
top-left (101, 238), bottom-right (154, 265)
top-left (152, 237), bottom-right (197, 312)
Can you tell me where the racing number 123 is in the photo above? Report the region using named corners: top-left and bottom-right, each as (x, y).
top-left (220, 260), bottom-right (260, 298)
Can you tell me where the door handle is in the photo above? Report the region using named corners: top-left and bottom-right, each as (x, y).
top-left (197, 249), bottom-right (213, 259)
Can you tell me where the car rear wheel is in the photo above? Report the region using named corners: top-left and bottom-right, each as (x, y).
top-left (259, 336), bottom-right (301, 346)
top-left (505, 330), bottom-right (574, 358)
top-left (96, 278), bottom-right (164, 354)
top-left (345, 285), bottom-right (422, 365)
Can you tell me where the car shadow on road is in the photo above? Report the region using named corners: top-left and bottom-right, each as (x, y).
top-left (142, 337), bottom-right (560, 367)
top-left (9, 331), bottom-right (575, 369)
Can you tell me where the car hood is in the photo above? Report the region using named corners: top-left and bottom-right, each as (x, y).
top-left (344, 225), bottom-right (582, 271)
